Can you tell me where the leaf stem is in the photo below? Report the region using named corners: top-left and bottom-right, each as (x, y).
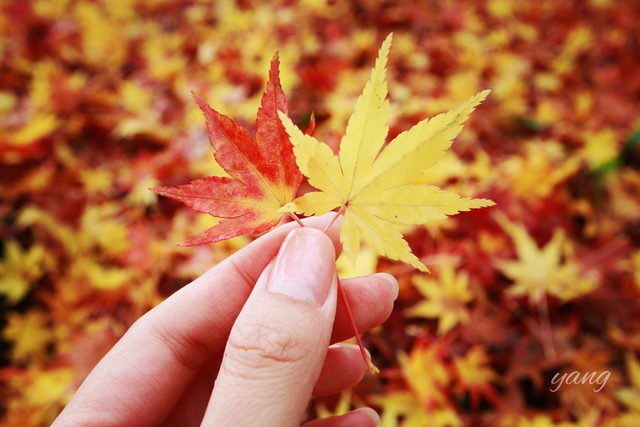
top-left (537, 296), bottom-right (556, 359)
top-left (338, 278), bottom-right (379, 375)
top-left (322, 205), bottom-right (346, 234)
top-left (287, 212), bottom-right (305, 227)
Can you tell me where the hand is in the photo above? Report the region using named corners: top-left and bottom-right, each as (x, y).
top-left (51, 214), bottom-right (398, 427)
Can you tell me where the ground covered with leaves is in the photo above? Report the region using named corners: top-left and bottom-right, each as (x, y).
top-left (1, 0), bottom-right (640, 426)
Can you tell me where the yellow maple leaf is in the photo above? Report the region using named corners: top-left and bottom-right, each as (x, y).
top-left (452, 346), bottom-right (498, 408)
top-left (70, 257), bottom-right (135, 291)
top-left (2, 310), bottom-right (53, 364)
top-left (404, 260), bottom-right (473, 335)
top-left (0, 240), bottom-right (48, 305)
top-left (74, 2), bottom-right (128, 70)
top-left (336, 245), bottom-right (378, 279)
top-left (615, 352), bottom-right (640, 413)
top-left (399, 342), bottom-right (450, 410)
top-left (498, 140), bottom-right (582, 200)
top-left (79, 203), bottom-right (130, 258)
top-left (495, 214), bottom-right (599, 304)
top-left (580, 128), bottom-right (619, 169)
top-left (3, 365), bottom-right (75, 426)
top-left (315, 389), bottom-right (354, 419)
top-left (372, 391), bottom-right (462, 427)
top-left (279, 34), bottom-right (494, 271)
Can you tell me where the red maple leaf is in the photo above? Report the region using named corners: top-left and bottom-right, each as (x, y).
top-left (153, 53), bottom-right (302, 245)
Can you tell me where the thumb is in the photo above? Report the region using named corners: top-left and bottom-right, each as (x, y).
top-left (202, 227), bottom-right (338, 427)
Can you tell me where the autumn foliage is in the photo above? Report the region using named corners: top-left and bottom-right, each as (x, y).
top-left (2, 1), bottom-right (640, 426)
top-left (152, 53), bottom-right (303, 246)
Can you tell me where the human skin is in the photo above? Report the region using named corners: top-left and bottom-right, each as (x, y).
top-left (52, 214), bottom-right (397, 427)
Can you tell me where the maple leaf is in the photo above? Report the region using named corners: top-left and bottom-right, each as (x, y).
top-left (452, 346), bottom-right (498, 410)
top-left (399, 341), bottom-right (451, 410)
top-left (404, 260), bottom-right (474, 335)
top-left (152, 53), bottom-right (301, 245)
top-left (279, 34), bottom-right (494, 271)
top-left (0, 240), bottom-right (47, 305)
top-left (315, 390), bottom-right (353, 419)
top-left (495, 213), bottom-right (599, 304)
top-left (2, 310), bottom-right (53, 364)
top-left (616, 352), bottom-right (640, 413)
top-left (498, 140), bottom-right (582, 200)
top-left (1, 365), bottom-right (75, 426)
top-left (372, 391), bottom-right (462, 427)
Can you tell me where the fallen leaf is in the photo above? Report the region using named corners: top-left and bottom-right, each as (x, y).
top-left (0, 240), bottom-right (47, 305)
top-left (495, 213), bottom-right (599, 304)
top-left (2, 310), bottom-right (53, 364)
top-left (452, 345), bottom-right (498, 409)
top-left (372, 391), bottom-right (462, 427)
top-left (399, 341), bottom-right (451, 410)
top-left (616, 352), bottom-right (640, 412)
top-left (404, 259), bottom-right (473, 335)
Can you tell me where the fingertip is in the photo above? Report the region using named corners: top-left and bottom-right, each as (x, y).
top-left (301, 212), bottom-right (343, 256)
top-left (312, 343), bottom-right (367, 396)
top-left (354, 407), bottom-right (381, 426)
top-left (302, 407), bottom-right (380, 427)
top-left (267, 227), bottom-right (336, 305)
top-left (374, 272), bottom-right (398, 300)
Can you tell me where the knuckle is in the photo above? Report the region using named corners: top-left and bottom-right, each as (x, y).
top-left (226, 315), bottom-right (312, 373)
top-left (145, 316), bottom-right (211, 372)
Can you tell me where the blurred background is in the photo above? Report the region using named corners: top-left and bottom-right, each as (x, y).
top-left (1, 0), bottom-right (640, 425)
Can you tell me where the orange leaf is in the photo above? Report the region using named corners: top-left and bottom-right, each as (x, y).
top-left (152, 53), bottom-right (301, 245)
